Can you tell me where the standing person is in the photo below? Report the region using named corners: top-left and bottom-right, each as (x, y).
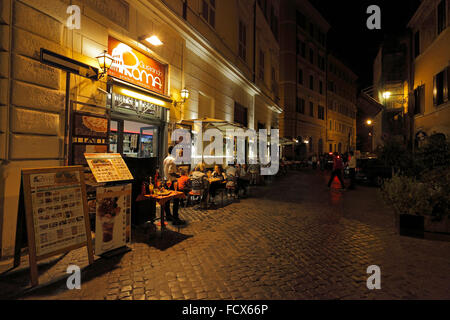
top-left (312, 154), bottom-right (317, 169)
top-left (348, 151), bottom-right (357, 190)
top-left (163, 146), bottom-right (185, 225)
top-left (327, 152), bottom-right (345, 189)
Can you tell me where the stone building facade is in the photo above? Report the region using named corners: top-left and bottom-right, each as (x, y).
top-left (408, 0), bottom-right (450, 142)
top-left (279, 0), bottom-right (329, 158)
top-left (326, 54), bottom-right (358, 154)
top-left (0, 0), bottom-right (281, 259)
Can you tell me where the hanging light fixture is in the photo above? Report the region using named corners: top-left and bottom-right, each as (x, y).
top-left (96, 50), bottom-right (113, 80)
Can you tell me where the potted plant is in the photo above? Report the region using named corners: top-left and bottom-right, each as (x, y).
top-left (380, 174), bottom-right (432, 238)
top-left (420, 168), bottom-right (450, 234)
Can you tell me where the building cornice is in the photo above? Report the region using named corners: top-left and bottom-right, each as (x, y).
top-left (134, 0), bottom-right (280, 106)
top-left (407, 0), bottom-right (437, 29)
top-left (296, 0), bottom-right (331, 32)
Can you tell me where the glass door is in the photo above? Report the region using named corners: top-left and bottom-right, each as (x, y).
top-left (110, 118), bottom-right (159, 160)
top-left (139, 126), bottom-right (158, 159)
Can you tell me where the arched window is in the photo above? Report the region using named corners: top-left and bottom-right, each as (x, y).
top-left (338, 142), bottom-right (342, 153)
top-left (309, 137), bottom-right (313, 152)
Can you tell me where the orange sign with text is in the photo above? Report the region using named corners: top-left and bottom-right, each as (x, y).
top-left (108, 37), bottom-right (166, 95)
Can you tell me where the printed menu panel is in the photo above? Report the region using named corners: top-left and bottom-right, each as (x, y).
top-left (29, 170), bottom-right (88, 257)
top-left (95, 184), bottom-right (132, 255)
top-left (84, 153), bottom-right (133, 183)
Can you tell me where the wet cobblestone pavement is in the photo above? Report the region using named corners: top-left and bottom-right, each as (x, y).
top-left (1, 169), bottom-right (450, 300)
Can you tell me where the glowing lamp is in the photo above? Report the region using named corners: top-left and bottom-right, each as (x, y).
top-left (145, 35), bottom-right (163, 46)
top-left (96, 50), bottom-right (113, 79)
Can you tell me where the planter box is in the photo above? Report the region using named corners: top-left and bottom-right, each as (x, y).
top-left (398, 214), bottom-right (450, 241)
top-left (399, 214), bottom-right (424, 238)
top-left (424, 216), bottom-right (450, 234)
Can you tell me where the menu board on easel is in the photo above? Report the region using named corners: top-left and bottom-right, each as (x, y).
top-left (20, 166), bottom-right (94, 286)
top-left (84, 153), bottom-right (133, 183)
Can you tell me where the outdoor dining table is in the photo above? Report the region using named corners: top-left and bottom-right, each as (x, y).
top-left (144, 191), bottom-right (186, 236)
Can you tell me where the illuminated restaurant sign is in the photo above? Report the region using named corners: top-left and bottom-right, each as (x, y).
top-left (111, 93), bottom-right (157, 116)
top-left (108, 36), bottom-right (166, 95)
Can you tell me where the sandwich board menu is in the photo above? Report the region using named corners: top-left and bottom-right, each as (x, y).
top-left (20, 166), bottom-right (94, 286)
top-left (84, 153), bottom-right (133, 183)
top-left (95, 184), bottom-right (132, 255)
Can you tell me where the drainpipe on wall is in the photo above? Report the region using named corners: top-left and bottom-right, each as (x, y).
top-left (0, 0), bottom-right (14, 259)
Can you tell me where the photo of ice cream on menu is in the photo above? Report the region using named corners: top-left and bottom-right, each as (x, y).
top-left (95, 184), bottom-right (131, 255)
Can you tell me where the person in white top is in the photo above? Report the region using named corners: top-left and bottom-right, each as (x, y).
top-left (348, 151), bottom-right (357, 190)
top-left (163, 146), bottom-right (185, 225)
top-left (163, 146), bottom-right (178, 183)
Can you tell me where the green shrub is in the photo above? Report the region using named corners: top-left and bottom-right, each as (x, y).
top-left (380, 174), bottom-right (433, 216)
top-left (415, 134), bottom-right (450, 172)
top-left (381, 169), bottom-right (450, 219)
top-left (420, 167), bottom-right (450, 220)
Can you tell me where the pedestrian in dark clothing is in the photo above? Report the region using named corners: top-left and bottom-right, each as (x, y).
top-left (327, 152), bottom-right (345, 189)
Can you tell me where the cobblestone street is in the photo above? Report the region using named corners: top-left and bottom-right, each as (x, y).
top-left (2, 169), bottom-right (450, 300)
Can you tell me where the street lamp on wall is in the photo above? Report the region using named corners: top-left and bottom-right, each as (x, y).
top-left (96, 50), bottom-right (113, 80)
top-left (365, 119), bottom-right (374, 153)
top-left (173, 88), bottom-right (190, 107)
top-left (382, 91), bottom-right (392, 100)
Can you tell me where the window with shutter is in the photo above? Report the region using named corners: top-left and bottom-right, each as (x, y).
top-left (201, 0), bottom-right (215, 28)
top-left (298, 69), bottom-right (303, 84)
top-left (434, 68), bottom-right (448, 106)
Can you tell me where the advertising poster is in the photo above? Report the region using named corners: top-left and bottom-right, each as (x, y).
top-left (28, 170), bottom-right (88, 257)
top-left (85, 153), bottom-right (133, 183)
top-left (73, 113), bottom-right (108, 138)
top-left (95, 184), bottom-right (132, 255)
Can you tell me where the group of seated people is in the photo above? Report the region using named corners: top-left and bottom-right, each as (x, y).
top-left (175, 162), bottom-right (251, 208)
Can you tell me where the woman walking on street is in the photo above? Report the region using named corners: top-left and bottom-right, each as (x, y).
top-left (327, 152), bottom-right (346, 189)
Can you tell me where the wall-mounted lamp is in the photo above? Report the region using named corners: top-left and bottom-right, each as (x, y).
top-left (145, 35), bottom-right (164, 46)
top-left (366, 119), bottom-right (373, 126)
top-left (96, 50), bottom-right (113, 80)
top-left (382, 91), bottom-right (392, 99)
top-left (173, 88), bottom-right (190, 107)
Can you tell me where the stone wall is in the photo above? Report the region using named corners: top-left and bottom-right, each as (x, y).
top-left (0, 0), bottom-right (280, 258)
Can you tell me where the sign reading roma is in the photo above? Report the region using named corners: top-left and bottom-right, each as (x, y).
top-left (108, 36), bottom-right (166, 95)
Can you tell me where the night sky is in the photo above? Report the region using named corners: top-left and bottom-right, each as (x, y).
top-left (309, 0), bottom-right (421, 89)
